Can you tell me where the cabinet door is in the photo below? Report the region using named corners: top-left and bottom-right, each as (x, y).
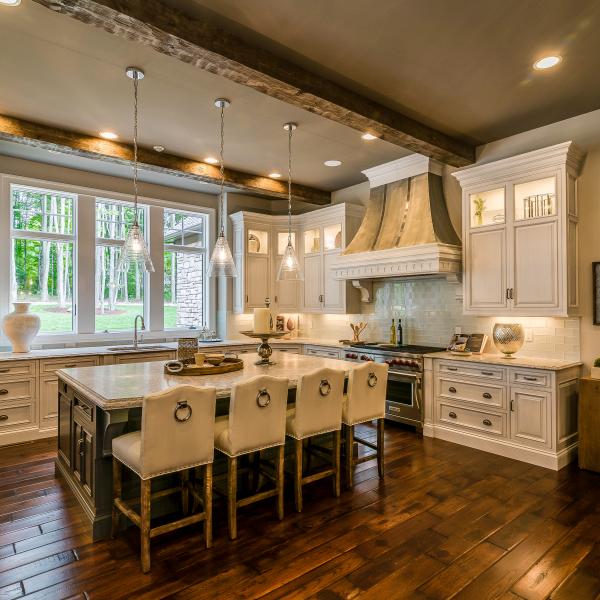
top-left (303, 254), bottom-right (322, 312)
top-left (323, 252), bottom-right (344, 313)
top-left (512, 220), bottom-right (559, 311)
top-left (465, 228), bottom-right (508, 311)
top-left (73, 420), bottom-right (94, 499)
top-left (58, 391), bottom-right (72, 466)
top-left (39, 376), bottom-right (58, 431)
top-left (246, 255), bottom-right (270, 308)
top-left (510, 388), bottom-right (550, 448)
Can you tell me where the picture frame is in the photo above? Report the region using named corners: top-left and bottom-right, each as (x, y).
top-left (593, 262), bottom-right (600, 325)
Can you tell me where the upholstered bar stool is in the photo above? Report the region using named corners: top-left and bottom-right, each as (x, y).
top-left (214, 375), bottom-right (289, 540)
top-left (343, 362), bottom-right (389, 488)
top-left (111, 385), bottom-right (216, 573)
top-left (286, 367), bottom-right (345, 512)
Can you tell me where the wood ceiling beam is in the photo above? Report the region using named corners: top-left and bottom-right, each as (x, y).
top-left (0, 115), bottom-right (331, 205)
top-left (33, 0), bottom-right (475, 168)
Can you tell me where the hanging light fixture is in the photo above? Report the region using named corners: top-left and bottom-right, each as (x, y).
top-left (277, 122), bottom-right (303, 281)
top-left (207, 98), bottom-right (237, 278)
top-left (117, 67), bottom-right (154, 275)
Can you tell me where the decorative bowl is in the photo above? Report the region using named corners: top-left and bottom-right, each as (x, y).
top-left (492, 323), bottom-right (524, 359)
top-left (206, 353), bottom-right (225, 366)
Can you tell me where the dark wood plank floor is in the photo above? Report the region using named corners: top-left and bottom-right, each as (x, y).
top-left (1, 425), bottom-right (599, 599)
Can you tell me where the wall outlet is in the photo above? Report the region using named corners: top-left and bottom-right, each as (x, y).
top-left (454, 326), bottom-right (462, 335)
top-left (525, 328), bottom-right (533, 342)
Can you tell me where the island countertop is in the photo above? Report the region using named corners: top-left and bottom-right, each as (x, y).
top-left (57, 351), bottom-right (360, 411)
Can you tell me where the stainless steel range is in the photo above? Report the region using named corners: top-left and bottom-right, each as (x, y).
top-left (343, 342), bottom-right (445, 430)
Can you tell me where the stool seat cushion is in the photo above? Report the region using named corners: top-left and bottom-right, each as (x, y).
top-left (112, 431), bottom-right (142, 476)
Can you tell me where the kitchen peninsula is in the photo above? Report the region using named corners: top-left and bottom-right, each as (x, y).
top-left (55, 351), bottom-right (359, 540)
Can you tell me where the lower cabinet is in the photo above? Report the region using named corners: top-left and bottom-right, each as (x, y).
top-left (304, 345), bottom-right (342, 359)
top-left (509, 388), bottom-right (550, 449)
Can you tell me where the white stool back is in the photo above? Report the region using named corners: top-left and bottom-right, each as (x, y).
top-left (228, 375), bottom-right (289, 455)
top-left (345, 362), bottom-right (388, 425)
top-left (141, 385), bottom-right (216, 478)
top-left (293, 367), bottom-right (344, 438)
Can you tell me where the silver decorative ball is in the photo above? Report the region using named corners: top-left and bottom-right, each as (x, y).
top-left (492, 323), bottom-right (525, 358)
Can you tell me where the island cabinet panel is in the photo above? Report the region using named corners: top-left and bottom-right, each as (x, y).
top-left (58, 382), bottom-right (72, 467)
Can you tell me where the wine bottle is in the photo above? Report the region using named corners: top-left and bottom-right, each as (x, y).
top-left (397, 318), bottom-right (403, 346)
top-left (390, 318), bottom-right (397, 345)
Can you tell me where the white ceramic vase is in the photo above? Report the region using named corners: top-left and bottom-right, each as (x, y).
top-left (1, 302), bottom-right (41, 353)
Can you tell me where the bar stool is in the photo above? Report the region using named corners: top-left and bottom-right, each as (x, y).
top-left (285, 367), bottom-right (345, 512)
top-left (213, 375), bottom-right (289, 540)
top-left (111, 385), bottom-right (216, 573)
top-left (343, 362), bottom-right (389, 488)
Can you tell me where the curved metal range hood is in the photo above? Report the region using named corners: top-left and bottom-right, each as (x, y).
top-left (332, 154), bottom-right (462, 284)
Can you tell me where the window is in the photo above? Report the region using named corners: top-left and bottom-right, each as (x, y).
top-left (10, 186), bottom-right (75, 333)
top-left (163, 209), bottom-right (207, 329)
top-left (95, 198), bottom-right (146, 332)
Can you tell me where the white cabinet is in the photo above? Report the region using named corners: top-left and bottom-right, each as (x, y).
top-left (273, 230), bottom-right (300, 311)
top-left (509, 388), bottom-right (550, 449)
top-left (303, 254), bottom-right (323, 311)
top-left (304, 345), bottom-right (342, 359)
top-left (454, 142), bottom-right (584, 317)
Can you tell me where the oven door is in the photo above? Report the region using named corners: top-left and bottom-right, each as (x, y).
top-left (385, 371), bottom-right (423, 429)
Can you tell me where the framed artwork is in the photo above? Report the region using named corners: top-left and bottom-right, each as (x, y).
top-left (594, 262), bottom-right (600, 325)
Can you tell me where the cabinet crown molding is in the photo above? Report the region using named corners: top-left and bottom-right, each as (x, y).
top-left (362, 154), bottom-right (444, 188)
top-left (452, 141), bottom-right (585, 189)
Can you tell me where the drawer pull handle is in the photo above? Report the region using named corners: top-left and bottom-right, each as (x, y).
top-left (447, 367), bottom-right (458, 371)
top-left (448, 387), bottom-right (457, 393)
top-left (482, 392), bottom-right (492, 399)
top-left (388, 407), bottom-right (401, 414)
top-left (0, 414), bottom-right (8, 421)
top-left (0, 389), bottom-right (7, 395)
top-left (483, 419), bottom-right (492, 426)
top-left (64, 364), bottom-right (77, 368)
top-left (481, 371), bottom-right (494, 376)
top-left (524, 376), bottom-right (538, 382)
top-left (0, 369), bottom-right (9, 373)
top-left (448, 411), bottom-right (457, 418)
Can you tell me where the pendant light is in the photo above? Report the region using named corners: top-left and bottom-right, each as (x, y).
top-left (207, 98), bottom-right (237, 278)
top-left (277, 122), bottom-right (303, 281)
top-left (117, 67), bottom-right (154, 275)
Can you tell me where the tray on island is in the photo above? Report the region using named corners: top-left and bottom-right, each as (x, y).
top-left (164, 357), bottom-right (243, 376)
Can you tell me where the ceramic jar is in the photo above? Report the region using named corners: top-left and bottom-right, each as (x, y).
top-left (492, 323), bottom-right (524, 359)
top-left (1, 302), bottom-right (41, 353)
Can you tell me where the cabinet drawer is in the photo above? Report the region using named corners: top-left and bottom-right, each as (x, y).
top-left (510, 369), bottom-right (551, 389)
top-left (73, 395), bottom-right (94, 423)
top-left (0, 400), bottom-right (36, 431)
top-left (41, 356), bottom-right (99, 375)
top-left (0, 378), bottom-right (35, 402)
top-left (305, 347), bottom-right (341, 359)
top-left (0, 361), bottom-right (36, 378)
top-left (115, 352), bottom-right (174, 364)
top-left (438, 402), bottom-right (506, 437)
top-left (437, 377), bottom-right (505, 409)
top-left (437, 361), bottom-right (505, 382)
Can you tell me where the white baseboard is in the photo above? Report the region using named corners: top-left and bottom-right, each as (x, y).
top-left (0, 426), bottom-right (57, 447)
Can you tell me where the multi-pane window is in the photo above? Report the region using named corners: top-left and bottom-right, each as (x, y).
top-left (163, 209), bottom-right (206, 329)
top-left (95, 198), bottom-right (146, 332)
top-left (10, 186), bottom-right (76, 333)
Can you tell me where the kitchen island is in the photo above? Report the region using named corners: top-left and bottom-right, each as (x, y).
top-left (56, 351), bottom-right (359, 540)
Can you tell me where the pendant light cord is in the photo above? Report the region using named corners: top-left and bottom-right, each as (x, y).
top-left (132, 73), bottom-right (139, 225)
top-left (218, 103), bottom-right (225, 237)
top-left (287, 124), bottom-right (293, 244)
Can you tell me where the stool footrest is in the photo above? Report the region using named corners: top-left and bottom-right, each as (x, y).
top-left (354, 436), bottom-right (378, 451)
top-left (150, 512), bottom-right (207, 538)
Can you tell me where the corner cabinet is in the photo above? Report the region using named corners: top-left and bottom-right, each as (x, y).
top-left (230, 204), bottom-right (363, 315)
top-left (453, 142), bottom-right (584, 317)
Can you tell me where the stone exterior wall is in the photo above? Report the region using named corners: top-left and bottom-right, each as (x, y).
top-left (175, 253), bottom-right (204, 327)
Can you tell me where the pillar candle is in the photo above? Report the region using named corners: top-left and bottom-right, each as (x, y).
top-left (253, 308), bottom-right (271, 333)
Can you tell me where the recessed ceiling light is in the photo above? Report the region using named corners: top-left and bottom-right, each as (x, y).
top-left (361, 133), bottom-right (378, 140)
top-left (99, 131), bottom-right (118, 140)
top-left (533, 55), bottom-right (562, 70)
top-left (204, 156), bottom-right (219, 164)
top-left (269, 172), bottom-right (282, 179)
top-left (0, 0), bottom-right (21, 6)
top-left (153, 145), bottom-right (165, 153)
top-left (324, 160), bottom-right (342, 167)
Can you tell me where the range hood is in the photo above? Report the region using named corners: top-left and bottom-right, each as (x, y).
top-left (332, 155), bottom-right (462, 286)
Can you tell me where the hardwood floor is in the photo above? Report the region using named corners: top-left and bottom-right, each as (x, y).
top-left (0, 425), bottom-right (599, 599)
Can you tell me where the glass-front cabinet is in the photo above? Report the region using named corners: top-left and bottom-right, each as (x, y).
top-left (455, 143), bottom-right (584, 317)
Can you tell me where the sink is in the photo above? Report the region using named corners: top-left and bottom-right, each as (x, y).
top-left (106, 345), bottom-right (171, 352)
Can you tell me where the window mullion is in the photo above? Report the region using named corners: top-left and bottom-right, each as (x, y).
top-left (76, 195), bottom-right (96, 334)
top-left (148, 205), bottom-right (164, 332)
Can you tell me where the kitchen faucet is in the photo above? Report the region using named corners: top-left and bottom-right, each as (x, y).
top-left (133, 314), bottom-right (145, 350)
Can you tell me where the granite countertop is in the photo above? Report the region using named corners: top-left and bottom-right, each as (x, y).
top-left (57, 352), bottom-right (359, 410)
top-left (426, 351), bottom-right (582, 371)
top-left (0, 338), bottom-right (349, 363)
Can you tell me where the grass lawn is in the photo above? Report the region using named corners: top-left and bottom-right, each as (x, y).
top-left (31, 303), bottom-right (178, 332)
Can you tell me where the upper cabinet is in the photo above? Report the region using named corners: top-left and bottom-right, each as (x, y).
top-left (454, 142), bottom-right (585, 317)
top-left (230, 204), bottom-right (363, 315)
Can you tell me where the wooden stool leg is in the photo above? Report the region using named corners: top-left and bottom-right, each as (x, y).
top-left (111, 458), bottom-right (122, 539)
top-left (305, 437), bottom-right (313, 473)
top-left (181, 469), bottom-right (190, 515)
top-left (140, 478), bottom-right (151, 573)
top-left (345, 424), bottom-right (354, 489)
top-left (277, 445), bottom-right (285, 520)
top-left (250, 451), bottom-right (260, 493)
top-left (333, 429), bottom-right (341, 498)
top-left (227, 456), bottom-right (238, 540)
top-left (294, 438), bottom-right (303, 512)
top-left (204, 463), bottom-right (213, 548)
top-left (377, 418), bottom-right (385, 478)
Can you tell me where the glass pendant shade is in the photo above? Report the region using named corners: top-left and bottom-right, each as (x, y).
top-left (207, 231), bottom-right (237, 278)
top-left (277, 240), bottom-right (303, 281)
top-left (118, 222), bottom-right (154, 274)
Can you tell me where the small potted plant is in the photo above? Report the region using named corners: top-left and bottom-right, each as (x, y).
top-left (592, 358), bottom-right (600, 379)
top-left (473, 197), bottom-right (486, 226)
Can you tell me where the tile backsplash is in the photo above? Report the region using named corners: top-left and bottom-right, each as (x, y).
top-left (298, 279), bottom-right (580, 362)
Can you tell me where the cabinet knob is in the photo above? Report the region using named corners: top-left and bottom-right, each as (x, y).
top-left (448, 411), bottom-right (457, 419)
top-left (448, 386), bottom-right (457, 393)
top-left (483, 419), bottom-right (492, 426)
top-left (482, 392), bottom-right (492, 399)
top-left (0, 414), bottom-right (8, 421)
top-left (0, 389), bottom-right (7, 395)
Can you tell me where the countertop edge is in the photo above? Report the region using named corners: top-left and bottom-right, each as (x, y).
top-left (425, 351), bottom-right (582, 371)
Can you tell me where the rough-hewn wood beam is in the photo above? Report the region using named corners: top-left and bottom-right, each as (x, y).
top-left (0, 115), bottom-right (330, 205)
top-left (33, 0), bottom-right (475, 167)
